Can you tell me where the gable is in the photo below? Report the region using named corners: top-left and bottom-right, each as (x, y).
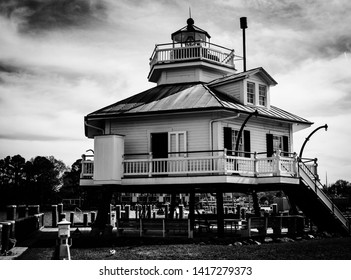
top-left (247, 72), bottom-right (271, 86)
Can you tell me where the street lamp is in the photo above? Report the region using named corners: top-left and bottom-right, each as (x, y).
top-left (235, 110), bottom-right (258, 156)
top-left (299, 124), bottom-right (328, 159)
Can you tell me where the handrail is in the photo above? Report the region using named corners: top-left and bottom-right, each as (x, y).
top-left (300, 157), bottom-right (317, 164)
top-left (123, 149), bottom-right (274, 157)
top-left (221, 49), bottom-right (235, 63)
top-left (87, 149), bottom-right (275, 158)
top-left (299, 161), bottom-right (349, 233)
top-left (153, 41), bottom-right (235, 52)
top-left (149, 42), bottom-right (236, 68)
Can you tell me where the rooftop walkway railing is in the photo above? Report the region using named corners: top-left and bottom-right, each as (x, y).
top-left (149, 41), bottom-right (238, 69)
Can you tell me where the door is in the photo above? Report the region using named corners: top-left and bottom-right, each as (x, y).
top-left (151, 133), bottom-right (168, 174)
top-left (151, 133), bottom-right (168, 158)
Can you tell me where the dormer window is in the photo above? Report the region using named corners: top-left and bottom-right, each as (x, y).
top-left (259, 84), bottom-right (267, 106)
top-left (247, 82), bottom-right (255, 104)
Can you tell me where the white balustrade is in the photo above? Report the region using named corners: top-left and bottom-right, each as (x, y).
top-left (81, 160), bottom-right (94, 178)
top-left (81, 151), bottom-right (299, 179)
top-left (150, 43), bottom-right (235, 68)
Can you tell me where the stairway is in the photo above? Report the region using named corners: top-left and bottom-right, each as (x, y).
top-left (283, 162), bottom-right (350, 236)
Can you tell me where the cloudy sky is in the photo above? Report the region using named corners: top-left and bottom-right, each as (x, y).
top-left (0, 0), bottom-right (350, 184)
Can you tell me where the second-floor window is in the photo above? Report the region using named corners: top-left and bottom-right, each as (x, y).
top-left (273, 135), bottom-right (283, 152)
top-left (169, 131), bottom-right (187, 157)
top-left (259, 85), bottom-right (267, 106)
top-left (224, 127), bottom-right (251, 158)
top-left (247, 82), bottom-right (255, 104)
top-left (266, 133), bottom-right (289, 157)
top-left (232, 130), bottom-right (243, 154)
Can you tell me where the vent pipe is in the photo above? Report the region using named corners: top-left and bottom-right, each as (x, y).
top-left (240, 17), bottom-right (247, 72)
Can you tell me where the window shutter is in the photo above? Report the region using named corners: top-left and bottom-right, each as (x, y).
top-left (243, 130), bottom-right (251, 158)
top-left (266, 134), bottom-right (274, 157)
top-left (283, 136), bottom-right (289, 156)
top-left (223, 127), bottom-right (232, 155)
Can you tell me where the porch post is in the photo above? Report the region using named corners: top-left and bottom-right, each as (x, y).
top-left (273, 150), bottom-right (282, 176)
top-left (216, 191), bottom-right (224, 236)
top-left (80, 154), bottom-right (86, 178)
top-left (313, 158), bottom-right (319, 180)
top-left (148, 152), bottom-right (153, 177)
top-left (223, 149), bottom-right (227, 175)
top-left (254, 152), bottom-right (258, 176)
top-left (292, 152), bottom-right (298, 177)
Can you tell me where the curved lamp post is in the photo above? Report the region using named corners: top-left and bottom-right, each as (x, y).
top-left (234, 110), bottom-right (258, 156)
top-left (299, 124), bottom-right (328, 159)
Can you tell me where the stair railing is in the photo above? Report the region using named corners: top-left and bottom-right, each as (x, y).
top-left (299, 160), bottom-right (350, 233)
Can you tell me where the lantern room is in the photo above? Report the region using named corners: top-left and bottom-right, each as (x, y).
top-left (148, 17), bottom-right (237, 85)
top-left (171, 17), bottom-right (211, 47)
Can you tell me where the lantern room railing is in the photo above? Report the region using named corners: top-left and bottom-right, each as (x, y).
top-left (149, 41), bottom-right (238, 69)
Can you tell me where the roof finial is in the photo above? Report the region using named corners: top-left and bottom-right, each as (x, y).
top-left (187, 7), bottom-right (194, 26)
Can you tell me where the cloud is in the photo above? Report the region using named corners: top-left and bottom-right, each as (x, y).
top-left (0, 133), bottom-right (79, 142)
top-left (272, 53), bottom-right (351, 119)
top-left (235, 0), bottom-right (351, 74)
top-left (0, 0), bottom-right (107, 33)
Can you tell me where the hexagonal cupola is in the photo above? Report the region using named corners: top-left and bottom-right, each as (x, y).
top-left (148, 17), bottom-right (238, 85)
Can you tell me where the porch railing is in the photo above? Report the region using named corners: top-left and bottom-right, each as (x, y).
top-left (81, 149), bottom-right (299, 179)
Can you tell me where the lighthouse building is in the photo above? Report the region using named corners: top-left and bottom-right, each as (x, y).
top-left (80, 18), bottom-right (349, 236)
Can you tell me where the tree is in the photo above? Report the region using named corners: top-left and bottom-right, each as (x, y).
top-left (0, 155), bottom-right (69, 207)
top-left (328, 179), bottom-right (351, 197)
top-left (47, 156), bottom-right (67, 192)
top-left (29, 156), bottom-right (69, 205)
top-left (61, 159), bottom-right (83, 199)
top-left (0, 155), bottom-right (27, 205)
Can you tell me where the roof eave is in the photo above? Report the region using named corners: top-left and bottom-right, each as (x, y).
top-left (85, 106), bottom-right (313, 126)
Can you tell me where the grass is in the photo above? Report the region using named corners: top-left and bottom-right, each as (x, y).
top-left (16, 235), bottom-right (351, 260)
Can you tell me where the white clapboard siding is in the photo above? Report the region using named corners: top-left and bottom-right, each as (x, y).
top-left (110, 109), bottom-right (291, 157)
top-left (214, 80), bottom-right (242, 102)
top-left (159, 68), bottom-right (196, 84)
top-left (110, 112), bottom-right (215, 155)
top-left (219, 114), bottom-right (291, 154)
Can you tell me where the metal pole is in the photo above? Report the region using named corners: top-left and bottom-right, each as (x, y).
top-left (240, 17), bottom-right (248, 72)
top-left (235, 110), bottom-right (258, 156)
top-left (299, 124), bottom-right (328, 158)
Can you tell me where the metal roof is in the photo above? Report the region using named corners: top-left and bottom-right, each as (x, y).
top-left (171, 18), bottom-right (211, 41)
top-left (87, 82), bottom-right (312, 125)
top-left (209, 67), bottom-right (278, 86)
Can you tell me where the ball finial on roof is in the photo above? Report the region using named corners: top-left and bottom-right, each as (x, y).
top-left (187, 17), bottom-right (194, 26)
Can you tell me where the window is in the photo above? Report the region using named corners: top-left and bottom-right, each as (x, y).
top-left (168, 131), bottom-right (187, 157)
top-left (247, 82), bottom-right (255, 104)
top-left (259, 85), bottom-right (267, 106)
top-left (232, 130), bottom-right (243, 154)
top-left (273, 135), bottom-right (283, 152)
top-left (224, 127), bottom-right (251, 157)
top-left (266, 134), bottom-right (289, 157)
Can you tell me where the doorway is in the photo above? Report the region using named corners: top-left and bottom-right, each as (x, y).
top-left (151, 133), bottom-right (168, 158)
top-left (151, 132), bottom-right (168, 174)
